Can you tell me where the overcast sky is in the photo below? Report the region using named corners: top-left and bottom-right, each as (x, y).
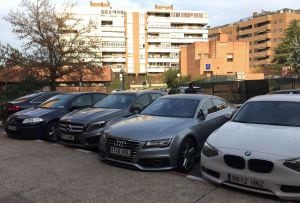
top-left (0, 0), bottom-right (299, 47)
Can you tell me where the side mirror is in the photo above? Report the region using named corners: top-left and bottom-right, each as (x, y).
top-left (197, 109), bottom-right (208, 121)
top-left (130, 106), bottom-right (141, 114)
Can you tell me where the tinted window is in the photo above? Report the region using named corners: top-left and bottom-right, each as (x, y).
top-left (31, 93), bottom-right (58, 103)
top-left (212, 98), bottom-right (228, 111)
top-left (233, 101), bottom-right (300, 127)
top-left (201, 99), bottom-right (215, 114)
top-left (133, 95), bottom-right (151, 110)
top-left (12, 92), bottom-right (44, 103)
top-left (94, 94), bottom-right (136, 109)
top-left (40, 94), bottom-right (73, 109)
top-left (141, 98), bottom-right (199, 118)
top-left (92, 93), bottom-right (107, 103)
top-left (72, 94), bottom-right (92, 107)
top-left (150, 93), bottom-right (162, 102)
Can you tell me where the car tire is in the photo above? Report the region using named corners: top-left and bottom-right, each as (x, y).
top-left (44, 122), bottom-right (58, 142)
top-left (176, 137), bottom-right (196, 173)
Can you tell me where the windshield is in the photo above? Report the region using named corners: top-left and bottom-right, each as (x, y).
top-left (141, 98), bottom-right (199, 118)
top-left (39, 94), bottom-right (72, 109)
top-left (233, 101), bottom-right (300, 127)
top-left (94, 94), bottom-right (136, 109)
top-left (12, 92), bottom-right (44, 103)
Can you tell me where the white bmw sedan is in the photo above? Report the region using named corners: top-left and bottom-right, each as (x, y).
top-left (201, 94), bottom-right (300, 200)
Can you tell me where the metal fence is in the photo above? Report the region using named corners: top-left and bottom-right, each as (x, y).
top-left (193, 78), bottom-right (300, 104)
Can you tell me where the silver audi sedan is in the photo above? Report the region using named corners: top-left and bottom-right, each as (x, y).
top-left (99, 94), bottom-right (236, 172)
top-left (201, 94), bottom-right (300, 200)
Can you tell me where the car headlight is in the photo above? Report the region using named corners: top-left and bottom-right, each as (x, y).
top-left (22, 117), bottom-right (44, 124)
top-left (284, 159), bottom-right (300, 172)
top-left (144, 138), bottom-right (172, 148)
top-left (202, 142), bottom-right (218, 157)
top-left (86, 121), bottom-right (106, 132)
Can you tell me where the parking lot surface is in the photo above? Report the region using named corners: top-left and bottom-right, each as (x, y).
top-left (0, 131), bottom-right (286, 203)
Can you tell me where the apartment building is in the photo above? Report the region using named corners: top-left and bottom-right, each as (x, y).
top-left (209, 9), bottom-right (300, 68)
top-left (69, 1), bottom-right (208, 77)
top-left (180, 33), bottom-right (263, 80)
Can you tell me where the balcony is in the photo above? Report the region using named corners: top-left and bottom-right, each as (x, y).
top-left (101, 47), bottom-right (125, 52)
top-left (102, 56), bottom-right (126, 63)
top-left (147, 58), bottom-right (179, 63)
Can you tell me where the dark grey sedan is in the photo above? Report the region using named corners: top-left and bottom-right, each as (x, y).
top-left (99, 94), bottom-right (237, 172)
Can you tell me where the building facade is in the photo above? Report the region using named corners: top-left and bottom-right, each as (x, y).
top-left (180, 34), bottom-right (264, 80)
top-left (209, 9), bottom-right (300, 68)
top-left (71, 1), bottom-right (208, 76)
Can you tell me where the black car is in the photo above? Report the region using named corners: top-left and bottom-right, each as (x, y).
top-left (0, 92), bottom-right (60, 124)
top-left (57, 90), bottom-right (165, 148)
top-left (5, 92), bottom-right (107, 141)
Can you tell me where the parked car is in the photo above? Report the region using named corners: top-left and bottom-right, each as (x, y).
top-left (99, 94), bottom-right (236, 172)
top-left (57, 90), bottom-right (165, 148)
top-left (270, 88), bottom-right (300, 94)
top-left (201, 94), bottom-right (300, 200)
top-left (4, 92), bottom-right (107, 141)
top-left (0, 92), bottom-right (60, 124)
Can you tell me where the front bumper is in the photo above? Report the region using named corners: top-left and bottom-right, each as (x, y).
top-left (57, 130), bottom-right (102, 149)
top-left (200, 148), bottom-right (300, 201)
top-left (99, 137), bottom-right (178, 171)
top-left (4, 123), bottom-right (45, 139)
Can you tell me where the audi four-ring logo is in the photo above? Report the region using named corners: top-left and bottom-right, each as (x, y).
top-left (114, 140), bottom-right (126, 147)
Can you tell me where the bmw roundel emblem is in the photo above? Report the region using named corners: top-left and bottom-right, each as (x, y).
top-left (245, 150), bottom-right (252, 156)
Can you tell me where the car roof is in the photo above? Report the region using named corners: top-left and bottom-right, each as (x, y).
top-left (111, 90), bottom-right (164, 95)
top-left (160, 94), bottom-right (211, 100)
top-left (63, 92), bottom-right (107, 95)
top-left (248, 94), bottom-right (300, 102)
top-left (271, 89), bottom-right (300, 94)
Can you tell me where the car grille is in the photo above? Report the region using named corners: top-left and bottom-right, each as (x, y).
top-left (59, 122), bottom-right (84, 134)
top-left (224, 155), bottom-right (245, 169)
top-left (248, 159), bottom-right (274, 173)
top-left (224, 155), bottom-right (274, 173)
top-left (106, 137), bottom-right (140, 163)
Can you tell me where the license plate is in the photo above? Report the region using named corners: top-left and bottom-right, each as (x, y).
top-left (110, 147), bottom-right (131, 157)
top-left (60, 133), bottom-right (74, 141)
top-left (7, 125), bottom-right (17, 131)
top-left (228, 174), bottom-right (265, 188)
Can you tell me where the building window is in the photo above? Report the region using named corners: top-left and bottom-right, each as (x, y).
top-left (273, 38), bottom-right (277, 42)
top-left (273, 29), bottom-right (277, 33)
top-left (274, 20), bottom-right (277, 24)
top-left (279, 28), bottom-right (283, 32)
top-left (279, 19), bottom-right (283, 23)
top-left (227, 53), bottom-right (233, 62)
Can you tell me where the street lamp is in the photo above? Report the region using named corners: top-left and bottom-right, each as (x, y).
top-left (177, 73), bottom-right (181, 85)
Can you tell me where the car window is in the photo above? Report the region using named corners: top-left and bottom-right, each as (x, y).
top-left (141, 98), bottom-right (200, 118)
top-left (233, 101), bottom-right (300, 127)
top-left (40, 94), bottom-right (73, 109)
top-left (133, 95), bottom-right (151, 110)
top-left (212, 98), bottom-right (228, 111)
top-left (201, 99), bottom-right (215, 114)
top-left (94, 94), bottom-right (136, 109)
top-left (92, 93), bottom-right (107, 104)
top-left (72, 94), bottom-right (92, 107)
top-left (31, 93), bottom-right (58, 103)
top-left (150, 93), bottom-right (163, 102)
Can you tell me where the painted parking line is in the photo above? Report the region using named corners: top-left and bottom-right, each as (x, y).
top-left (75, 149), bottom-right (91, 154)
top-left (35, 140), bottom-right (45, 142)
top-left (186, 175), bottom-right (208, 182)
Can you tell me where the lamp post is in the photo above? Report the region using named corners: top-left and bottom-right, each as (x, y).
top-left (119, 68), bottom-right (125, 90)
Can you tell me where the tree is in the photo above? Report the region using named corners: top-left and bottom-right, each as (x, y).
top-left (2, 0), bottom-right (102, 90)
top-left (273, 20), bottom-right (300, 72)
top-left (162, 68), bottom-right (180, 88)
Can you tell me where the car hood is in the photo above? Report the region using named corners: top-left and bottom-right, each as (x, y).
top-left (61, 107), bottom-right (124, 124)
top-left (14, 107), bottom-right (57, 118)
top-left (107, 115), bottom-right (194, 141)
top-left (208, 121), bottom-right (300, 158)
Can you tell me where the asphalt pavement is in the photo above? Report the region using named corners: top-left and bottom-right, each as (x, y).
top-left (0, 131), bottom-right (288, 203)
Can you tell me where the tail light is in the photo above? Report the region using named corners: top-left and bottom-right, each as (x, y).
top-left (8, 105), bottom-right (21, 112)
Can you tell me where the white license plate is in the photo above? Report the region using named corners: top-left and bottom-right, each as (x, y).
top-left (7, 125), bottom-right (17, 131)
top-left (110, 147), bottom-right (131, 157)
top-left (228, 174), bottom-right (265, 188)
top-left (60, 134), bottom-right (74, 141)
